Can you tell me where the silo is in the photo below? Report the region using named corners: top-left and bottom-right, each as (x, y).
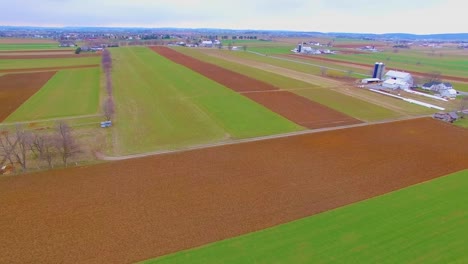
top-left (376, 62), bottom-right (384, 80)
top-left (372, 62), bottom-right (379, 78)
top-left (297, 44), bottom-right (302, 53)
top-left (379, 63), bottom-right (386, 79)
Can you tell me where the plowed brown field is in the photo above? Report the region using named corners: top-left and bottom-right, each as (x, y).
top-left (0, 53), bottom-right (99, 59)
top-left (0, 64), bottom-right (99, 73)
top-left (0, 71), bottom-right (56, 121)
top-left (150, 46), bottom-right (361, 128)
top-left (244, 91), bottom-right (360, 128)
top-left (1, 118), bottom-right (467, 264)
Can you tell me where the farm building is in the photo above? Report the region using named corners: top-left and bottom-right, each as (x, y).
top-left (422, 81), bottom-right (453, 91)
top-left (361, 78), bottom-right (381, 84)
top-left (422, 82), bottom-right (457, 98)
top-left (200, 40), bottom-right (213, 47)
top-left (382, 70), bottom-right (413, 90)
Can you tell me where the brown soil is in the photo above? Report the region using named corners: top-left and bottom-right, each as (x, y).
top-left (0, 49), bottom-right (75, 53)
top-left (150, 46), bottom-right (361, 129)
top-left (244, 91), bottom-right (361, 128)
top-left (284, 54), bottom-right (468, 83)
top-left (0, 53), bottom-right (100, 59)
top-left (0, 72), bottom-right (57, 121)
top-left (0, 64), bottom-right (100, 73)
top-left (0, 118), bottom-right (467, 264)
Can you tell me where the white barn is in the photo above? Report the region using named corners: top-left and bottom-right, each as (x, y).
top-left (382, 70), bottom-right (413, 90)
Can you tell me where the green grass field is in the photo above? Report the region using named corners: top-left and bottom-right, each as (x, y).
top-left (0, 43), bottom-right (70, 51)
top-left (454, 117), bottom-right (468, 128)
top-left (5, 68), bottom-right (101, 122)
top-left (0, 57), bottom-right (100, 70)
top-left (330, 50), bottom-right (468, 78)
top-left (110, 47), bottom-right (302, 154)
top-left (144, 170), bottom-right (468, 264)
top-left (174, 48), bottom-right (402, 122)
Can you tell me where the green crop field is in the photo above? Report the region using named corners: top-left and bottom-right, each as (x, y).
top-left (5, 68), bottom-right (101, 122)
top-left (173, 47), bottom-right (314, 89)
top-left (174, 48), bottom-right (403, 122)
top-left (454, 117), bottom-right (468, 128)
top-left (110, 47), bottom-right (302, 154)
top-left (144, 170), bottom-right (468, 264)
top-left (0, 43), bottom-right (69, 51)
top-left (0, 57), bottom-right (100, 70)
top-left (331, 50), bottom-right (468, 78)
top-left (247, 46), bottom-right (293, 54)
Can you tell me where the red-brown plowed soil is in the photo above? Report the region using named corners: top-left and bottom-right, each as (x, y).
top-left (151, 46), bottom-right (361, 128)
top-left (0, 64), bottom-right (99, 73)
top-left (151, 46), bottom-right (275, 93)
top-left (284, 54), bottom-right (468, 82)
top-left (0, 53), bottom-right (99, 59)
top-left (0, 71), bottom-right (56, 121)
top-left (1, 118), bottom-right (467, 264)
top-left (0, 49), bottom-right (72, 53)
top-left (245, 91), bottom-right (361, 128)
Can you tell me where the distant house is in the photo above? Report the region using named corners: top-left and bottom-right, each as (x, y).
top-left (422, 81), bottom-right (453, 91)
top-left (422, 81), bottom-right (457, 98)
top-left (200, 40), bottom-right (213, 47)
top-left (382, 70), bottom-right (413, 89)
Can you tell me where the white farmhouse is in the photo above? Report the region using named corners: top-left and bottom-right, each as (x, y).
top-left (422, 81), bottom-right (458, 98)
top-left (382, 70), bottom-right (413, 90)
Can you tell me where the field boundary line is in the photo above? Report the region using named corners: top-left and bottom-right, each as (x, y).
top-left (99, 116), bottom-right (430, 161)
top-left (0, 114), bottom-right (104, 127)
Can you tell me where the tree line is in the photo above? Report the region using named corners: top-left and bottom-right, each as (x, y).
top-left (0, 122), bottom-right (80, 173)
top-left (102, 49), bottom-right (115, 121)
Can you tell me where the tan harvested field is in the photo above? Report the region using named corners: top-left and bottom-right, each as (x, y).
top-left (283, 54), bottom-right (468, 83)
top-left (0, 72), bottom-right (56, 121)
top-left (151, 46), bottom-right (360, 128)
top-left (0, 38), bottom-right (57, 44)
top-left (1, 118), bottom-right (467, 264)
top-left (0, 53), bottom-right (99, 59)
top-left (0, 64), bottom-right (99, 73)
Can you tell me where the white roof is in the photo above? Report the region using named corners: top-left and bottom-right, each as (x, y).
top-left (385, 70), bottom-right (411, 79)
top-left (383, 79), bottom-right (408, 85)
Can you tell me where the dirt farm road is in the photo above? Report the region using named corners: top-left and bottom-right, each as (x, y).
top-left (100, 115), bottom-right (430, 161)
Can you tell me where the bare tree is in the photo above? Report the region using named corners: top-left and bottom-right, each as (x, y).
top-left (0, 126), bottom-right (31, 171)
top-left (13, 126), bottom-right (31, 170)
top-left (31, 134), bottom-right (56, 169)
top-left (56, 122), bottom-right (80, 167)
top-left (0, 131), bottom-right (17, 167)
top-left (227, 42), bottom-right (233, 51)
top-left (103, 96), bottom-right (115, 121)
top-left (242, 45), bottom-right (247, 51)
top-left (425, 71), bottom-right (442, 83)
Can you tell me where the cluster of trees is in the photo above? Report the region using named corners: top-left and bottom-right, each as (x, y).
top-left (102, 49), bottom-right (115, 121)
top-left (0, 122), bottom-right (80, 172)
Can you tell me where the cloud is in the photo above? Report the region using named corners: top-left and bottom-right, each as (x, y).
top-left (0, 0), bottom-right (465, 33)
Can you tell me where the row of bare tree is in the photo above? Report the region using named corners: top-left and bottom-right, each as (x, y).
top-left (102, 49), bottom-right (115, 121)
top-left (0, 122), bottom-right (80, 172)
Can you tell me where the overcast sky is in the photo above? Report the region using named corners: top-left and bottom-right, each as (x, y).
top-left (0, 0), bottom-right (465, 34)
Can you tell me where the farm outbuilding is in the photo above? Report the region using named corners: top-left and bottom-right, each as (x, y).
top-left (382, 70), bottom-right (413, 89)
top-left (422, 81), bottom-right (458, 98)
